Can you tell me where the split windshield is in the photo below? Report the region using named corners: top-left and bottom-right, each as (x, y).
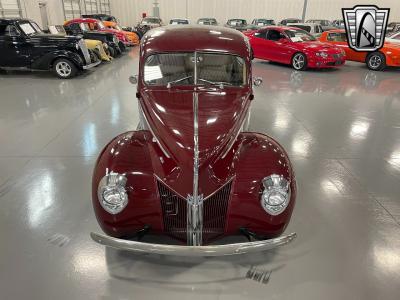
top-left (19, 21), bottom-right (42, 36)
top-left (285, 29), bottom-right (316, 42)
top-left (144, 52), bottom-right (246, 87)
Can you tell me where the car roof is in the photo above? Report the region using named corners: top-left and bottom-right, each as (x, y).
top-left (324, 29), bottom-right (345, 33)
top-left (290, 23), bottom-right (313, 26)
top-left (0, 17), bottom-right (31, 23)
top-left (65, 18), bottom-right (99, 24)
top-left (141, 25), bottom-right (250, 58)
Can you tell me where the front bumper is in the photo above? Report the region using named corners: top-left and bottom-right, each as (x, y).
top-left (90, 231), bottom-right (297, 257)
top-left (82, 60), bottom-right (101, 69)
top-left (311, 56), bottom-right (345, 68)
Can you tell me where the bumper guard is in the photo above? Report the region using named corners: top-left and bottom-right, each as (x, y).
top-left (90, 231), bottom-right (297, 257)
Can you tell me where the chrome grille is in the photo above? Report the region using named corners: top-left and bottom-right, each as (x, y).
top-left (78, 39), bottom-right (91, 64)
top-left (158, 180), bottom-right (232, 244)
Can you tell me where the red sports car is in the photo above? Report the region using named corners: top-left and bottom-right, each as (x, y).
top-left (64, 18), bottom-right (133, 50)
top-left (90, 26), bottom-right (297, 256)
top-left (244, 26), bottom-right (346, 70)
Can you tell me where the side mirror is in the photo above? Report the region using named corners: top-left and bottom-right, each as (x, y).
top-left (129, 75), bottom-right (138, 85)
top-left (253, 77), bottom-right (263, 86)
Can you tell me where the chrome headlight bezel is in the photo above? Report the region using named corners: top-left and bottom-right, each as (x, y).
top-left (103, 42), bottom-right (108, 49)
top-left (98, 173), bottom-right (129, 215)
top-left (260, 174), bottom-right (290, 216)
top-left (113, 35), bottom-right (119, 43)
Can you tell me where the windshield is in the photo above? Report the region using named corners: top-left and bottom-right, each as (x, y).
top-left (254, 19), bottom-right (274, 25)
top-left (97, 21), bottom-right (106, 29)
top-left (291, 25), bottom-right (311, 32)
top-left (144, 52), bottom-right (246, 87)
top-left (143, 18), bottom-right (160, 24)
top-left (19, 21), bottom-right (39, 36)
top-left (228, 19), bottom-right (246, 26)
top-left (285, 29), bottom-right (316, 42)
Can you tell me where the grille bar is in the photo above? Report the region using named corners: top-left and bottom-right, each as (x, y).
top-left (158, 180), bottom-right (232, 244)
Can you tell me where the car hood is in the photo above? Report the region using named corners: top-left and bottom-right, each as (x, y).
top-left (140, 88), bottom-right (250, 167)
top-left (30, 33), bottom-right (80, 43)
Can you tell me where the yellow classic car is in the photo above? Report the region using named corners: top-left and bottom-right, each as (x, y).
top-left (49, 25), bottom-right (111, 62)
top-left (85, 39), bottom-right (112, 62)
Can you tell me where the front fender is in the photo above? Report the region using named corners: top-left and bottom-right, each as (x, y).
top-left (31, 50), bottom-right (85, 70)
top-left (92, 131), bottom-right (164, 238)
top-left (212, 132), bottom-right (296, 238)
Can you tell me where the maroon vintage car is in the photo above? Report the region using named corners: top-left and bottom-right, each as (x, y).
top-left (91, 26), bottom-right (297, 256)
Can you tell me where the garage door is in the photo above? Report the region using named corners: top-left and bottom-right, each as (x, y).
top-left (99, 0), bottom-right (110, 14)
top-left (63, 0), bottom-right (81, 20)
top-left (0, 0), bottom-right (22, 17)
top-left (84, 0), bottom-right (98, 14)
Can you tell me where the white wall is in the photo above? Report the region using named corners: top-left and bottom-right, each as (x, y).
top-left (20, 0), bottom-right (400, 28)
top-left (111, 0), bottom-right (400, 26)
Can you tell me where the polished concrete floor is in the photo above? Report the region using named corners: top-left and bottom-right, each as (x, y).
top-left (1, 49), bottom-right (400, 299)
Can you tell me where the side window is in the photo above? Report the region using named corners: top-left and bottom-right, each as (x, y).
top-left (327, 32), bottom-right (347, 42)
top-left (266, 29), bottom-right (283, 41)
top-left (4, 25), bottom-right (20, 37)
top-left (254, 29), bottom-right (267, 39)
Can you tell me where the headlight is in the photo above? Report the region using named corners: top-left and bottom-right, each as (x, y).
top-left (260, 174), bottom-right (290, 215)
top-left (75, 43), bottom-right (80, 50)
top-left (316, 51), bottom-right (328, 58)
top-left (98, 173), bottom-right (128, 214)
top-left (103, 42), bottom-right (108, 49)
top-left (113, 35), bottom-right (118, 43)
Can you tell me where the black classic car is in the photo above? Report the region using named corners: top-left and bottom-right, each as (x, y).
top-left (0, 18), bottom-right (100, 78)
top-left (63, 22), bottom-right (122, 57)
top-left (224, 19), bottom-right (249, 31)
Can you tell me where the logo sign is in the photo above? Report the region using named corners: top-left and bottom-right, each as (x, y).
top-left (342, 5), bottom-right (390, 52)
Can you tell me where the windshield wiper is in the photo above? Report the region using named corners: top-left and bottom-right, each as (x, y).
top-left (166, 76), bottom-right (193, 88)
top-left (198, 78), bottom-right (233, 88)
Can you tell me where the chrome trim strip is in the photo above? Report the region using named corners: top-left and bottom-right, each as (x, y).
top-left (138, 102), bottom-right (171, 158)
top-left (187, 91), bottom-right (203, 246)
top-left (91, 232), bottom-right (297, 257)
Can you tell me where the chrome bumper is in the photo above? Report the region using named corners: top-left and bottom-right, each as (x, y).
top-left (90, 232), bottom-right (297, 257)
top-left (83, 60), bottom-right (101, 70)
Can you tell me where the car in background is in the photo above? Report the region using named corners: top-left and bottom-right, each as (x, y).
top-left (90, 25), bottom-right (297, 255)
top-left (82, 13), bottom-right (117, 23)
top-left (139, 17), bottom-right (163, 29)
top-left (279, 18), bottom-right (302, 26)
top-left (290, 23), bottom-right (323, 38)
top-left (169, 18), bottom-right (189, 25)
top-left (319, 29), bottom-right (400, 71)
top-left (248, 18), bottom-right (276, 29)
top-left (48, 25), bottom-right (111, 62)
top-left (197, 18), bottom-right (218, 25)
top-left (0, 18), bottom-right (100, 78)
top-left (103, 20), bottom-right (139, 45)
top-left (245, 26), bottom-right (345, 70)
top-left (63, 22), bottom-right (122, 57)
top-left (386, 31), bottom-right (400, 44)
top-left (386, 22), bottom-right (400, 34)
top-left (64, 18), bottom-right (132, 50)
top-left (332, 19), bottom-right (345, 29)
top-left (225, 19), bottom-right (249, 31)
top-left (305, 19), bottom-right (335, 31)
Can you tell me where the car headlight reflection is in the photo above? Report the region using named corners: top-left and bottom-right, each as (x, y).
top-left (316, 51), bottom-right (328, 58)
top-left (261, 174), bottom-right (290, 215)
top-left (98, 173), bottom-right (128, 214)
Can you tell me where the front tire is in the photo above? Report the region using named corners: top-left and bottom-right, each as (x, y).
top-left (53, 58), bottom-right (77, 79)
top-left (118, 41), bottom-right (126, 52)
top-left (366, 52), bottom-right (386, 71)
top-left (291, 52), bottom-right (307, 71)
